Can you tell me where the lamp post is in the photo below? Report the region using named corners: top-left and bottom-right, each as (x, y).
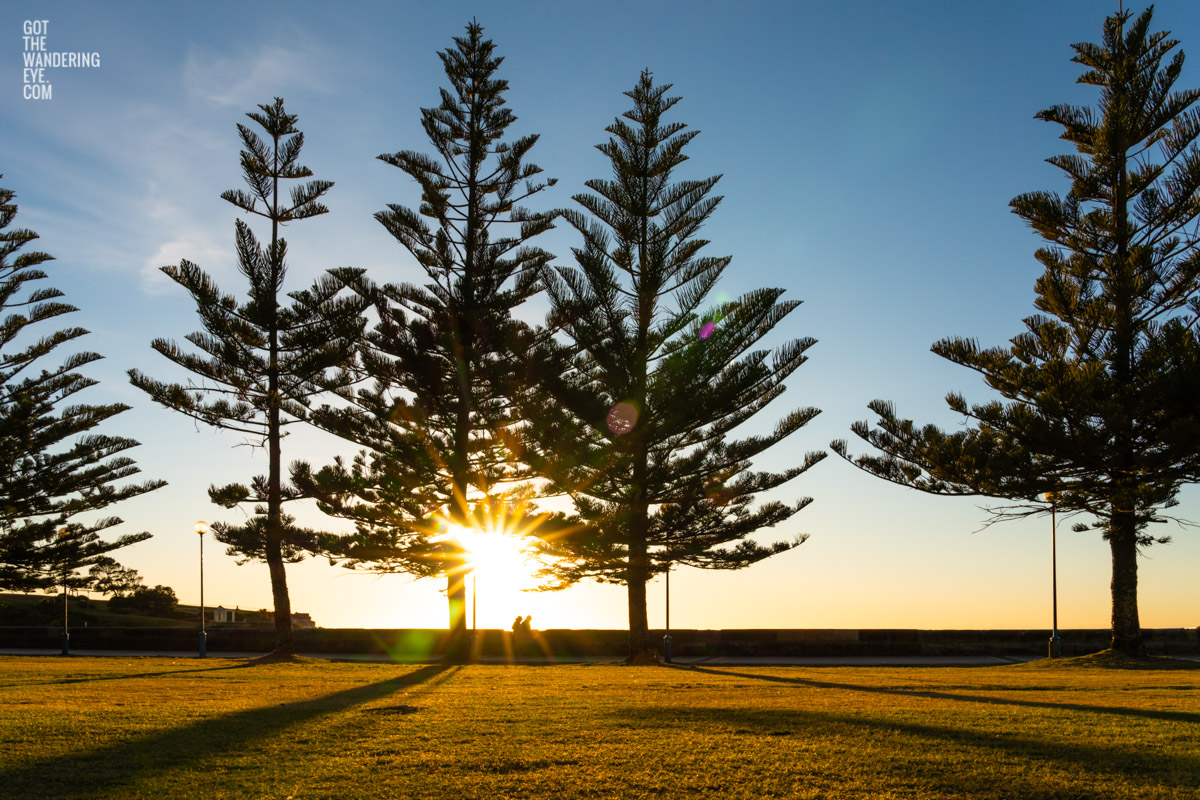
top-left (1043, 494), bottom-right (1062, 658)
top-left (662, 562), bottom-right (673, 663)
top-left (195, 521), bottom-right (209, 658)
top-left (57, 526), bottom-right (69, 656)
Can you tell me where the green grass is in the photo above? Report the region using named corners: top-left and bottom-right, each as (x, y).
top-left (1, 655), bottom-right (1198, 799)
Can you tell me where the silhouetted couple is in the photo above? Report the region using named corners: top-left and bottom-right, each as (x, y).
top-left (511, 615), bottom-right (532, 654)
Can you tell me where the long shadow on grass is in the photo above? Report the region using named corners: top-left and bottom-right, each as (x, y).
top-left (669, 665), bottom-right (1200, 726)
top-left (0, 663), bottom-right (455, 800)
top-left (3, 661), bottom-right (262, 689)
top-left (624, 704), bottom-right (1200, 796)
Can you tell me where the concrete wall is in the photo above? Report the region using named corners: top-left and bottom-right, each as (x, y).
top-left (2, 626), bottom-right (1197, 657)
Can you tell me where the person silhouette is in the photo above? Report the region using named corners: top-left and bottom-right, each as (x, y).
top-left (513, 615), bottom-right (533, 656)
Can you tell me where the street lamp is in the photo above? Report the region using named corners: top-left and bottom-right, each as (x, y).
top-left (57, 526), bottom-right (69, 656)
top-left (663, 562), bottom-right (673, 663)
top-left (1043, 494), bottom-right (1062, 658)
top-left (195, 521), bottom-right (209, 658)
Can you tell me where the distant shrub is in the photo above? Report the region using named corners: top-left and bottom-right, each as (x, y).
top-left (108, 585), bottom-right (178, 617)
top-left (106, 594), bottom-right (134, 614)
top-left (35, 594), bottom-right (84, 616)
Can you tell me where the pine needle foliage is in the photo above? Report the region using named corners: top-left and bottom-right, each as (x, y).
top-left (834, 7), bottom-right (1200, 655)
top-left (0, 179), bottom-right (161, 593)
top-left (294, 22), bottom-right (556, 659)
top-left (520, 71), bottom-right (824, 661)
top-left (129, 100), bottom-right (362, 656)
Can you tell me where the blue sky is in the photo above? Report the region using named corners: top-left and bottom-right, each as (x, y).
top-left (3, 0), bottom-right (1199, 631)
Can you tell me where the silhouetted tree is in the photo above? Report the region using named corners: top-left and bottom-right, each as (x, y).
top-left (834, 7), bottom-right (1200, 656)
top-left (519, 72), bottom-right (824, 663)
top-left (130, 100), bottom-right (361, 656)
top-left (294, 22), bottom-right (556, 661)
top-left (110, 583), bottom-right (178, 617)
top-left (87, 556), bottom-right (143, 597)
top-left (0, 178), bottom-right (160, 593)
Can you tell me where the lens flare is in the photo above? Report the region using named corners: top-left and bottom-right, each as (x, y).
top-left (699, 321), bottom-right (717, 339)
top-left (607, 402), bottom-right (638, 435)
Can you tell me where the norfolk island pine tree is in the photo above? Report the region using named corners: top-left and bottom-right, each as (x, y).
top-left (129, 100), bottom-right (363, 657)
top-left (517, 72), bottom-right (825, 663)
top-left (292, 21), bottom-right (559, 661)
top-left (834, 7), bottom-right (1200, 656)
top-left (0, 179), bottom-right (162, 603)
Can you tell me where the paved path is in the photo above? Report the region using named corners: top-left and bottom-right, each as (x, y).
top-left (4, 648), bottom-right (1196, 665)
top-left (0, 648), bottom-right (1079, 666)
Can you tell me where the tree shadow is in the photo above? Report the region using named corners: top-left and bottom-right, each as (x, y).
top-left (2, 653), bottom-right (346, 689)
top-left (0, 663), bottom-right (455, 799)
top-left (667, 664), bottom-right (1200, 725)
top-left (619, 704), bottom-right (1200, 796)
top-left (5, 661), bottom-right (262, 688)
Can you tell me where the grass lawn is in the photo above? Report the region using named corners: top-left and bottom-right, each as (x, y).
top-left (0, 654), bottom-right (1197, 799)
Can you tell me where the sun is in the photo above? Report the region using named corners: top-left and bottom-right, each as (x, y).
top-left (436, 500), bottom-right (574, 628)
top-left (442, 522), bottom-right (544, 629)
top-left (452, 527), bottom-right (534, 586)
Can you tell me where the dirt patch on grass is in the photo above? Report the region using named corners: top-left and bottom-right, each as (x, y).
top-left (243, 653), bottom-right (327, 667)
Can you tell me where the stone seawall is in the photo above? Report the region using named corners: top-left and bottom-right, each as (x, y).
top-left (1, 626), bottom-right (1197, 657)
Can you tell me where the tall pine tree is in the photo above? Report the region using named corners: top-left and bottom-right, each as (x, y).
top-left (834, 7), bottom-right (1200, 656)
top-left (294, 22), bottom-right (556, 660)
top-left (1, 178), bottom-right (161, 593)
top-left (130, 99), bottom-right (360, 657)
top-left (519, 72), bottom-right (824, 663)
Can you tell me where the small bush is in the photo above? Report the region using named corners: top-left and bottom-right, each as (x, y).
top-left (107, 585), bottom-right (179, 618)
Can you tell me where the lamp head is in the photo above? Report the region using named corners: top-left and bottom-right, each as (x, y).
top-left (195, 521), bottom-right (209, 535)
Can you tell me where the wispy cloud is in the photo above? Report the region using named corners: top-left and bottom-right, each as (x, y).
top-left (183, 40), bottom-right (333, 107)
top-left (140, 233), bottom-right (231, 296)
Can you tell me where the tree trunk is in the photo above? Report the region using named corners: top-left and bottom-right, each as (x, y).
top-left (625, 493), bottom-right (654, 663)
top-left (626, 570), bottom-right (652, 663)
top-left (264, 148), bottom-right (293, 658)
top-left (624, 185), bottom-right (655, 666)
top-left (265, 383), bottom-right (293, 656)
top-left (1109, 515), bottom-right (1143, 655)
top-left (1107, 96), bottom-right (1143, 659)
top-left (445, 571), bottom-right (468, 662)
top-left (445, 83), bottom-right (478, 665)
top-left (265, 537), bottom-right (294, 656)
